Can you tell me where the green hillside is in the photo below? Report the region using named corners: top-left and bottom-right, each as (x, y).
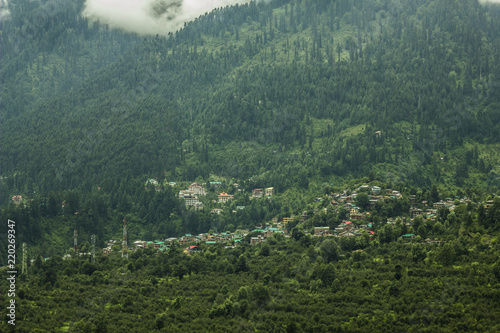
top-left (2, 234), bottom-right (500, 332)
top-left (0, 0), bottom-right (142, 121)
top-left (1, 0), bottom-right (500, 196)
top-left (0, 1), bottom-right (500, 331)
top-left (0, 0), bottom-right (499, 253)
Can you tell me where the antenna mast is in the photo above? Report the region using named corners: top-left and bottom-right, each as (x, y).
top-left (74, 229), bottom-right (78, 254)
top-left (22, 242), bottom-right (27, 276)
top-left (91, 234), bottom-right (96, 263)
top-left (122, 218), bottom-right (128, 259)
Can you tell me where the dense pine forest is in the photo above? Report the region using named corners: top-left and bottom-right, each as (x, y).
top-left (1, 0), bottom-right (500, 331)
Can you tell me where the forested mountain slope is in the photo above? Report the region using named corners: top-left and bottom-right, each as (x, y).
top-left (1, 3), bottom-right (500, 331)
top-left (1, 0), bottom-right (500, 198)
top-left (1, 0), bottom-right (500, 254)
top-left (0, 0), bottom-right (141, 121)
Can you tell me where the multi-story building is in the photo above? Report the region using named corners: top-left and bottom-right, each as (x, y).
top-left (218, 192), bottom-right (234, 203)
top-left (189, 183), bottom-right (206, 196)
top-left (252, 188), bottom-right (264, 198)
top-left (314, 227), bottom-right (330, 235)
top-left (265, 187), bottom-right (275, 196)
top-left (410, 208), bottom-right (424, 218)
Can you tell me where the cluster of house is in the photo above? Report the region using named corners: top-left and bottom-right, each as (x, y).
top-left (311, 221), bottom-right (447, 243)
top-left (311, 185), bottom-right (482, 241)
top-left (330, 192), bottom-right (368, 221)
top-left (410, 208), bottom-right (439, 220)
top-left (144, 178), bottom-right (277, 205)
top-left (248, 225), bottom-right (288, 244)
top-left (484, 200), bottom-right (496, 212)
top-left (410, 197), bottom-right (471, 220)
top-left (331, 186), bottom-right (401, 205)
top-left (252, 187), bottom-right (275, 198)
top-left (312, 222), bottom-right (375, 238)
top-left (329, 186), bottom-right (459, 222)
top-left (168, 225), bottom-right (288, 248)
top-left (145, 179), bottom-right (161, 192)
top-left (176, 182), bottom-right (241, 210)
top-left (101, 181), bottom-right (490, 255)
top-left (178, 182), bottom-right (206, 210)
top-left (12, 195), bottom-right (22, 205)
top-left (102, 239), bottom-right (117, 255)
top-left (172, 232), bottom-right (244, 246)
top-left (133, 240), bottom-right (170, 252)
top-left (102, 222), bottom-right (290, 256)
top-left (210, 205), bottom-right (246, 215)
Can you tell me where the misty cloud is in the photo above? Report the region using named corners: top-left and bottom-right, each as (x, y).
top-left (479, 0), bottom-right (500, 4)
top-left (149, 0), bottom-right (182, 19)
top-left (82, 0), bottom-right (250, 36)
top-left (0, 0), bottom-right (11, 21)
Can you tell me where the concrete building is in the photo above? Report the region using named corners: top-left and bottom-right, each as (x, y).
top-left (314, 227), bottom-right (330, 235)
top-left (189, 183), bottom-right (206, 196)
top-left (218, 192), bottom-right (234, 203)
top-left (265, 187), bottom-right (275, 196)
top-left (252, 188), bottom-right (264, 198)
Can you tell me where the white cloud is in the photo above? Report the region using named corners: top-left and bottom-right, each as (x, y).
top-left (479, 0), bottom-right (500, 4)
top-left (0, 0), bottom-right (11, 21)
top-left (82, 0), bottom-right (251, 36)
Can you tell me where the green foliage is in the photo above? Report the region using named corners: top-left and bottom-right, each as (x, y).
top-left (0, 232), bottom-right (498, 332)
top-left (235, 254), bottom-right (249, 273)
top-left (355, 193), bottom-right (370, 211)
top-left (0, 0), bottom-right (500, 330)
top-left (1, 0), bottom-right (500, 204)
top-left (319, 239), bottom-right (339, 263)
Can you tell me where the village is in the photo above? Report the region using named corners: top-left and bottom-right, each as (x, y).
top-left (99, 180), bottom-right (494, 256)
top-left (9, 178), bottom-right (494, 258)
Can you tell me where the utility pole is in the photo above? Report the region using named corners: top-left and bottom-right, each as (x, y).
top-left (122, 218), bottom-right (128, 259)
top-left (91, 234), bottom-right (96, 263)
top-left (22, 242), bottom-right (27, 276)
top-left (74, 229), bottom-right (78, 254)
